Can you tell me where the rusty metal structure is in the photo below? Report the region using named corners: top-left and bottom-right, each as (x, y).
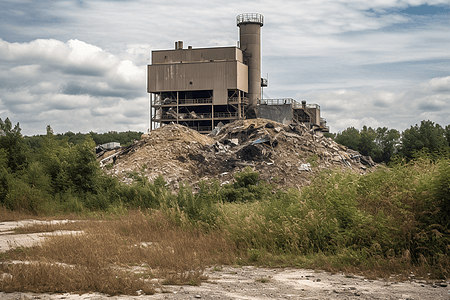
top-left (147, 13), bottom-right (329, 133)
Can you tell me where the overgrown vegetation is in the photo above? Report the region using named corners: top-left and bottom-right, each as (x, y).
top-left (1, 117), bottom-right (450, 295)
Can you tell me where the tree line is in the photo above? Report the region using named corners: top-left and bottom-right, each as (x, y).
top-left (325, 120), bottom-right (450, 163)
top-left (24, 128), bottom-right (143, 151)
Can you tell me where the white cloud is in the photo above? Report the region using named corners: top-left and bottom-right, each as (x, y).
top-left (109, 60), bottom-right (146, 90)
top-left (300, 75), bottom-right (450, 132)
top-left (419, 76), bottom-right (450, 93)
top-left (0, 38), bottom-right (146, 135)
top-left (9, 64), bottom-right (41, 77)
top-left (0, 38), bottom-right (118, 76)
top-left (0, 0), bottom-right (449, 135)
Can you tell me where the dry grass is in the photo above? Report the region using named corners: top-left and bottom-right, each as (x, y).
top-left (0, 210), bottom-right (236, 296)
top-left (0, 262), bottom-right (155, 295)
top-left (13, 220), bottom-right (88, 234)
top-left (0, 206), bottom-right (37, 222)
top-left (0, 205), bottom-right (80, 222)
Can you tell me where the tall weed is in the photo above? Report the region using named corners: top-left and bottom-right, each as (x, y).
top-left (215, 159), bottom-right (449, 277)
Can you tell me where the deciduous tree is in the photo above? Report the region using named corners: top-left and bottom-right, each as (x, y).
top-left (335, 127), bottom-right (360, 151)
top-left (401, 120), bottom-right (449, 159)
top-left (0, 118), bottom-right (27, 173)
top-left (375, 127), bottom-right (400, 163)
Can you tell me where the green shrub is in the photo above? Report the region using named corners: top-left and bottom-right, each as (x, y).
top-left (22, 161), bottom-right (52, 193)
top-left (2, 175), bottom-right (46, 214)
top-left (233, 167), bottom-right (259, 188)
top-left (434, 159), bottom-right (450, 230)
top-left (220, 167), bottom-right (272, 203)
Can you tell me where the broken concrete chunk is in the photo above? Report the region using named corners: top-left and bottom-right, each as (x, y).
top-left (299, 163), bottom-right (312, 171)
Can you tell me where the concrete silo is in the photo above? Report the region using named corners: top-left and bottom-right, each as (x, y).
top-left (236, 13), bottom-right (264, 118)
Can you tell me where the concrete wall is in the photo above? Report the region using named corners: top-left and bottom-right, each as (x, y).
top-left (257, 104), bottom-right (293, 125)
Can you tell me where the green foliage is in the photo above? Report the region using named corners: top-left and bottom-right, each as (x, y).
top-left (1, 173), bottom-right (46, 214)
top-left (445, 125), bottom-right (450, 145)
top-left (323, 132), bottom-right (336, 139)
top-left (433, 159), bottom-right (450, 230)
top-left (334, 125), bottom-right (400, 163)
top-left (0, 118), bottom-right (28, 173)
top-left (359, 126), bottom-right (378, 158)
top-left (220, 167), bottom-right (272, 203)
top-left (0, 149), bottom-right (9, 203)
top-left (111, 173), bottom-right (164, 209)
top-left (401, 120), bottom-right (449, 159)
top-left (24, 130), bottom-right (143, 152)
top-left (89, 131), bottom-right (143, 147)
top-left (213, 158), bottom-right (449, 277)
top-left (335, 127), bottom-right (360, 151)
top-left (67, 137), bottom-right (100, 194)
top-left (233, 167), bottom-right (259, 188)
top-left (375, 127), bottom-right (400, 163)
top-left (22, 161), bottom-right (52, 193)
top-left (0, 122), bottom-right (143, 213)
top-left (175, 180), bottom-right (222, 223)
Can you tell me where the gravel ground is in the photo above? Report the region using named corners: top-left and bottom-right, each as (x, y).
top-left (0, 220), bottom-right (81, 252)
top-left (1, 220), bottom-right (449, 300)
top-left (0, 265), bottom-right (449, 300)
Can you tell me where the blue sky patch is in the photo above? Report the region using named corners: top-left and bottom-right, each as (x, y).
top-left (400, 4), bottom-right (450, 16)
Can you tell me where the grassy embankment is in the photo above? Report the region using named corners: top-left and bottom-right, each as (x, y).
top-left (0, 156), bottom-right (449, 296)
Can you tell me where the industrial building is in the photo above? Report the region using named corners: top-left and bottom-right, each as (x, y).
top-left (147, 13), bottom-right (329, 134)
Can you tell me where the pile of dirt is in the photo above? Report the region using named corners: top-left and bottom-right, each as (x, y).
top-left (100, 119), bottom-right (375, 190)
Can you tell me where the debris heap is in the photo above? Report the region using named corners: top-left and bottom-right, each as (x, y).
top-left (100, 119), bottom-right (375, 190)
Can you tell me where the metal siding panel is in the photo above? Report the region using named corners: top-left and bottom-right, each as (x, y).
top-left (147, 60), bottom-right (245, 93)
top-left (237, 62), bottom-right (248, 92)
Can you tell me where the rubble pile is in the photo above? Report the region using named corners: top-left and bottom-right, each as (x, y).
top-left (100, 119), bottom-right (375, 190)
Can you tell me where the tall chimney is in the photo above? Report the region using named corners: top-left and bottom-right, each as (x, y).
top-left (237, 13), bottom-right (264, 119)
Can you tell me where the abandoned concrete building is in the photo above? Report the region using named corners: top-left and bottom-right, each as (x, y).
top-left (147, 13), bottom-right (329, 134)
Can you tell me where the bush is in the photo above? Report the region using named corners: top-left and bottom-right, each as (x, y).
top-left (220, 167), bottom-right (272, 203)
top-left (434, 159), bottom-right (450, 230)
top-left (1, 175), bottom-right (46, 214)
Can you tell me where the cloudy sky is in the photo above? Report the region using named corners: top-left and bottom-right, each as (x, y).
top-left (1, 0), bottom-right (449, 136)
